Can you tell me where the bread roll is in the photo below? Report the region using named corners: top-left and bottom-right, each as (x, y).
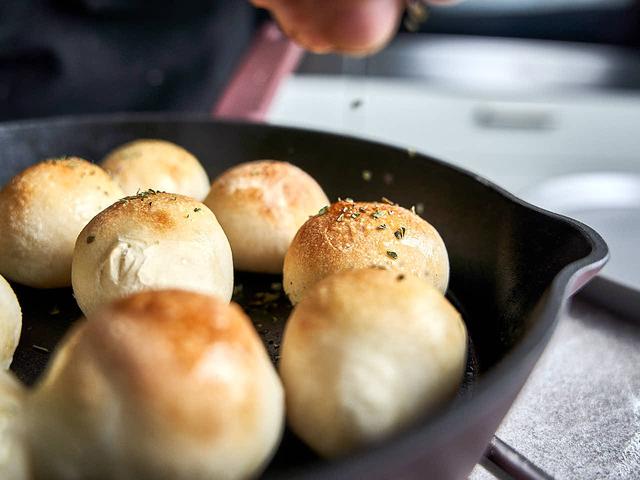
top-left (27, 290), bottom-right (284, 480)
top-left (72, 191), bottom-right (233, 316)
top-left (0, 157), bottom-right (124, 288)
top-left (280, 268), bottom-right (467, 458)
top-left (102, 139), bottom-right (210, 200)
top-left (0, 275), bottom-right (21, 369)
top-left (204, 160), bottom-right (329, 274)
top-left (0, 370), bottom-right (29, 480)
top-left (283, 200), bottom-right (449, 304)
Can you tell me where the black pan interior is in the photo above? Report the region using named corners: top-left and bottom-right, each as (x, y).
top-left (0, 116), bottom-right (596, 477)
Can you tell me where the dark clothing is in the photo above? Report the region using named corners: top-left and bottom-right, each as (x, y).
top-left (0, 1), bottom-right (256, 120)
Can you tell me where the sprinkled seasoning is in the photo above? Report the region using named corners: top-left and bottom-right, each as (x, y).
top-left (350, 212), bottom-right (360, 219)
top-left (394, 227), bottom-right (406, 240)
top-left (86, 235), bottom-right (96, 244)
top-left (359, 206), bottom-right (367, 213)
top-left (377, 224), bottom-right (387, 230)
top-left (372, 210), bottom-right (384, 219)
top-left (185, 214), bottom-right (190, 219)
top-left (362, 170), bottom-right (372, 181)
top-left (386, 251), bottom-right (398, 260)
top-left (317, 206), bottom-right (329, 216)
top-left (397, 274), bottom-right (405, 281)
top-left (345, 198), bottom-right (354, 203)
top-left (194, 208), bottom-right (201, 212)
top-left (337, 213), bottom-right (344, 222)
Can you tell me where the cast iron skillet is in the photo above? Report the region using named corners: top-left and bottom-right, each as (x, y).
top-left (0, 114), bottom-right (607, 479)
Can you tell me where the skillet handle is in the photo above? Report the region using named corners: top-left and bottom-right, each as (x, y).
top-left (481, 436), bottom-right (554, 480)
top-left (213, 22), bottom-right (303, 122)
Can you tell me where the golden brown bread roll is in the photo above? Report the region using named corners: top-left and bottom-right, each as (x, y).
top-left (26, 290), bottom-right (284, 480)
top-left (102, 139), bottom-right (210, 200)
top-left (280, 268), bottom-right (467, 458)
top-left (283, 200), bottom-right (449, 304)
top-left (0, 275), bottom-right (21, 369)
top-left (0, 370), bottom-right (29, 480)
top-left (0, 157), bottom-right (124, 288)
top-left (72, 191), bottom-right (234, 317)
top-left (204, 160), bottom-right (329, 274)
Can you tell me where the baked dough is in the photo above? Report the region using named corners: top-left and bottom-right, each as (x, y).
top-left (27, 290), bottom-right (284, 480)
top-left (283, 200), bottom-right (449, 304)
top-left (72, 191), bottom-right (233, 316)
top-left (204, 160), bottom-right (329, 274)
top-left (102, 139), bottom-right (210, 200)
top-left (0, 275), bottom-right (21, 369)
top-left (280, 268), bottom-right (467, 458)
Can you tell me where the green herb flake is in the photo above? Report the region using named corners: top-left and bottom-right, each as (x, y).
top-left (362, 170), bottom-right (372, 181)
top-left (317, 206), bottom-right (329, 216)
top-left (372, 210), bottom-right (384, 219)
top-left (386, 250), bottom-right (398, 260)
top-left (394, 227), bottom-right (406, 240)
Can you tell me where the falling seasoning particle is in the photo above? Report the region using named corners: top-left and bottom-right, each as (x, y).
top-left (394, 227), bottom-right (406, 240)
top-left (350, 99), bottom-right (363, 110)
top-left (416, 203), bottom-right (425, 215)
top-left (32, 345), bottom-right (49, 353)
top-left (87, 235), bottom-right (96, 244)
top-left (411, 206), bottom-right (416, 214)
top-left (386, 251), bottom-right (398, 260)
top-left (381, 197), bottom-right (395, 205)
top-left (407, 148), bottom-right (417, 158)
top-left (383, 173), bottom-right (395, 185)
top-left (49, 306), bottom-right (60, 316)
top-left (270, 282), bottom-right (282, 291)
top-left (362, 170), bottom-right (372, 181)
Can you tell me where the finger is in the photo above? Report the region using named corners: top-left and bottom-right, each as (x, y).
top-left (251, 0), bottom-right (406, 55)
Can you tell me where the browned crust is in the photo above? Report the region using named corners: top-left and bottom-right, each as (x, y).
top-left (207, 160), bottom-right (328, 223)
top-left (79, 190), bottom-right (205, 236)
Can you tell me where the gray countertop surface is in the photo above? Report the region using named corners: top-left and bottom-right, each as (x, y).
top-left (471, 295), bottom-right (640, 479)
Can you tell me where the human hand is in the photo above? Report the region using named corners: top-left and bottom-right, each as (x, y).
top-left (251, 0), bottom-right (460, 55)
